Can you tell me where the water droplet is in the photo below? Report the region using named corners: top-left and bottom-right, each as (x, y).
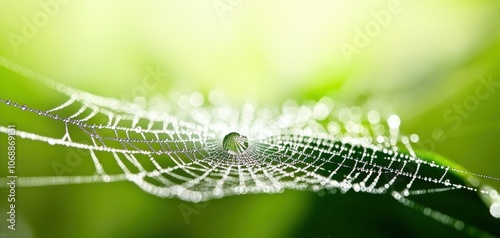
top-left (222, 132), bottom-right (249, 154)
top-left (5, 100), bottom-right (11, 105)
top-left (444, 179), bottom-right (451, 186)
top-left (21, 104), bottom-right (27, 110)
top-left (489, 189), bottom-right (498, 199)
top-left (410, 134), bottom-right (419, 143)
top-left (135, 126), bottom-right (142, 133)
top-left (387, 114), bottom-right (401, 129)
top-left (423, 207), bottom-right (432, 216)
top-left (490, 202), bottom-right (500, 218)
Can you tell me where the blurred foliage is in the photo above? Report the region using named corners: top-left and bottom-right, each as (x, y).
top-left (1, 0), bottom-right (500, 237)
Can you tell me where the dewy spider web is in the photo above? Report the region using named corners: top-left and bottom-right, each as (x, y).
top-left (0, 56), bottom-right (499, 235)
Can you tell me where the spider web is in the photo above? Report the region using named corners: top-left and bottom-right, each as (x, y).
top-left (0, 56), bottom-right (499, 235)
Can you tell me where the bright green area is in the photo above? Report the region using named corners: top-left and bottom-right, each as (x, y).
top-left (1, 1), bottom-right (500, 237)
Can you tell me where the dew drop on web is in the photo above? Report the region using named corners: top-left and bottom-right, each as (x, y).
top-left (444, 179), bottom-right (451, 186)
top-left (222, 132), bottom-right (249, 154)
top-left (135, 126), bottom-right (142, 133)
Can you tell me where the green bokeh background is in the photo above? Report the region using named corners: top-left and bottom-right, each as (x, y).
top-left (1, 1), bottom-right (500, 237)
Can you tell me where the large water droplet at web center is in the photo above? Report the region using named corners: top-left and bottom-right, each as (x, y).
top-left (222, 132), bottom-right (249, 154)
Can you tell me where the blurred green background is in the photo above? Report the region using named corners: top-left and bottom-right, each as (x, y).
top-left (1, 0), bottom-right (500, 237)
